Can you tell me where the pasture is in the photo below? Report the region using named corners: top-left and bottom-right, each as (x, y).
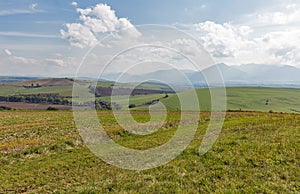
top-left (0, 110), bottom-right (299, 193)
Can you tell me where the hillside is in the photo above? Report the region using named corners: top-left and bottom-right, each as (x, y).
top-left (144, 87), bottom-right (300, 113)
top-left (0, 111), bottom-right (298, 193)
top-left (4, 78), bottom-right (75, 87)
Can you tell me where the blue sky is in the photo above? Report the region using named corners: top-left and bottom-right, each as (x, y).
top-left (0, 0), bottom-right (281, 32)
top-left (0, 0), bottom-right (300, 76)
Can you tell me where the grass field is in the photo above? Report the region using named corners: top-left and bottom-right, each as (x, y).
top-left (97, 81), bottom-right (174, 92)
top-left (0, 85), bottom-right (74, 97)
top-left (1, 84), bottom-right (300, 113)
top-left (0, 110), bottom-right (299, 193)
top-left (101, 94), bottom-right (166, 109)
top-left (147, 87), bottom-right (300, 113)
top-left (0, 79), bottom-right (172, 96)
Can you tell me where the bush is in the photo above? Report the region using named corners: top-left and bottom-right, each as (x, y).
top-left (128, 104), bottom-right (136, 109)
top-left (47, 107), bottom-right (58, 111)
top-left (0, 106), bottom-right (12, 110)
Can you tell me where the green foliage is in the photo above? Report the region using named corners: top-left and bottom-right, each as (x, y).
top-left (46, 107), bottom-right (58, 111)
top-left (0, 106), bottom-right (12, 110)
top-left (0, 94), bottom-right (71, 105)
top-left (128, 104), bottom-right (136, 109)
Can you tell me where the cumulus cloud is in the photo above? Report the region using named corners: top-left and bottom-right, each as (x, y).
top-left (188, 19), bottom-right (300, 66)
top-left (168, 38), bottom-right (203, 57)
top-left (61, 23), bottom-right (98, 48)
top-left (245, 3), bottom-right (300, 26)
top-left (71, 2), bottom-right (78, 7)
top-left (61, 3), bottom-right (140, 48)
top-left (194, 21), bottom-right (253, 58)
top-left (4, 49), bottom-right (12, 56)
top-left (180, 3), bottom-right (300, 67)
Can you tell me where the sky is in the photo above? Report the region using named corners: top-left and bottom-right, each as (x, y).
top-left (0, 0), bottom-right (300, 76)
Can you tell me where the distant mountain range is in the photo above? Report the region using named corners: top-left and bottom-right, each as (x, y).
top-left (1, 64), bottom-right (300, 88)
top-left (101, 63), bottom-right (300, 87)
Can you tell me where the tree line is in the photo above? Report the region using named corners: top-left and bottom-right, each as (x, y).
top-left (0, 93), bottom-right (122, 110)
top-left (0, 94), bottom-right (71, 105)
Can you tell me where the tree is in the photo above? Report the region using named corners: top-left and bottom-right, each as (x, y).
top-left (128, 104), bottom-right (136, 109)
top-left (47, 107), bottom-right (58, 111)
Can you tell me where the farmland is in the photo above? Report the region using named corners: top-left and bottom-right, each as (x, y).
top-left (1, 78), bottom-right (300, 113)
top-left (0, 110), bottom-right (299, 193)
top-left (149, 87), bottom-right (300, 113)
top-left (0, 79), bottom-right (299, 192)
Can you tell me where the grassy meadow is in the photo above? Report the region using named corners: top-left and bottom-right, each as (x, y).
top-left (0, 85), bottom-right (73, 97)
top-left (0, 80), bottom-right (299, 192)
top-left (0, 110), bottom-right (299, 193)
top-left (147, 87), bottom-right (300, 113)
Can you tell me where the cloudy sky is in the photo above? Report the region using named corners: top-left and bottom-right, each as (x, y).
top-left (0, 0), bottom-right (300, 76)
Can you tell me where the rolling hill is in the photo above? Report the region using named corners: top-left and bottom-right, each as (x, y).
top-left (140, 87), bottom-right (300, 113)
top-left (100, 64), bottom-right (300, 87)
top-left (4, 78), bottom-right (75, 87)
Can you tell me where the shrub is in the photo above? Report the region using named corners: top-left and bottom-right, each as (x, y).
top-left (128, 104), bottom-right (136, 109)
top-left (47, 107), bottom-right (58, 111)
top-left (0, 106), bottom-right (12, 110)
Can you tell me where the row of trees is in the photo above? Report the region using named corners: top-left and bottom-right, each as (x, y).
top-left (0, 94), bottom-right (71, 105)
top-left (0, 93), bottom-right (122, 110)
top-left (73, 100), bottom-right (122, 110)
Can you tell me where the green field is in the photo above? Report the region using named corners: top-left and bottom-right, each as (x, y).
top-left (1, 83), bottom-right (300, 113)
top-left (0, 85), bottom-right (73, 97)
top-left (0, 110), bottom-right (299, 193)
top-left (145, 87), bottom-right (300, 113)
top-left (101, 94), bottom-right (166, 109)
top-left (96, 81), bottom-right (175, 92)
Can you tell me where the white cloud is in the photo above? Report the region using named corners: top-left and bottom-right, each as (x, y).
top-left (77, 4), bottom-right (124, 33)
top-left (45, 58), bottom-right (65, 66)
top-left (0, 31), bottom-right (59, 38)
top-left (3, 51), bottom-right (66, 67)
top-left (60, 23), bottom-right (98, 48)
top-left (244, 3), bottom-right (300, 26)
top-left (0, 9), bottom-right (34, 16)
top-left (190, 20), bottom-right (300, 66)
top-left (10, 56), bottom-right (38, 65)
top-left (4, 49), bottom-right (12, 56)
top-left (0, 4), bottom-right (43, 16)
top-left (31, 3), bottom-right (38, 10)
top-left (185, 3), bottom-right (300, 66)
top-left (168, 38), bottom-right (203, 57)
top-left (61, 3), bottom-right (140, 48)
top-left (71, 2), bottom-right (78, 7)
top-left (0, 54), bottom-right (72, 76)
top-left (194, 21), bottom-right (253, 58)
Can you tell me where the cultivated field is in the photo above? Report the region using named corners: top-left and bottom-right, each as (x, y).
top-left (0, 110), bottom-right (299, 193)
top-left (2, 78), bottom-right (300, 113)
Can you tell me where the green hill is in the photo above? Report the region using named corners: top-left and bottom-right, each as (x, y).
top-left (146, 87), bottom-right (300, 113)
top-left (0, 111), bottom-right (299, 192)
